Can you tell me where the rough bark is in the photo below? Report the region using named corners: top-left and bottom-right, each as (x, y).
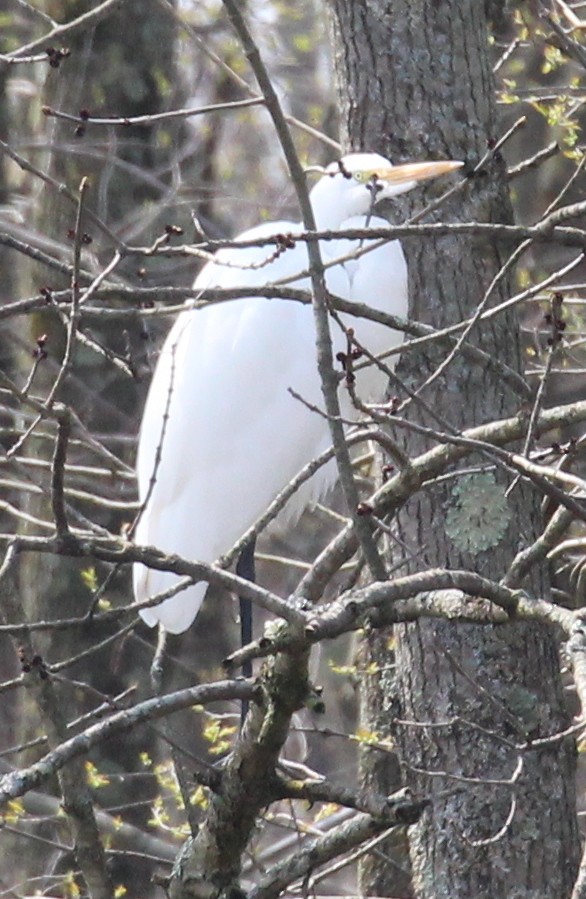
top-left (327, 1), bottom-right (580, 897)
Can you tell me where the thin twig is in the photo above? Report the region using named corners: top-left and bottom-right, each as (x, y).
top-left (42, 97), bottom-right (264, 127)
top-left (3, 0), bottom-right (130, 62)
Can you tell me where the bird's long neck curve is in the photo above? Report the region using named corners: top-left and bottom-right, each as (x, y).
top-left (308, 175), bottom-right (355, 231)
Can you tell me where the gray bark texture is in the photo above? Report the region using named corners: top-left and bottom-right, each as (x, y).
top-left (327, 1), bottom-right (580, 897)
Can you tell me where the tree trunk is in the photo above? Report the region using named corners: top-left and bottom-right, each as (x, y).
top-left (327, 1), bottom-right (580, 896)
top-left (9, 2), bottom-right (180, 891)
top-left (17, 0), bottom-right (180, 644)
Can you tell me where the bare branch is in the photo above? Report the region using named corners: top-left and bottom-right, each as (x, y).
top-left (0, 679), bottom-right (252, 807)
top-left (250, 790), bottom-right (425, 899)
top-left (2, 0), bottom-right (131, 63)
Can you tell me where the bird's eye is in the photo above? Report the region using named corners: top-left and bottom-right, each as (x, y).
top-left (354, 171), bottom-right (368, 183)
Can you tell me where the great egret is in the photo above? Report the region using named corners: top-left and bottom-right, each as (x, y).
top-left (134, 152), bottom-right (461, 634)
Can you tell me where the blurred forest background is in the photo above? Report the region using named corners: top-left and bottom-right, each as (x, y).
top-left (2, 1), bottom-right (586, 897)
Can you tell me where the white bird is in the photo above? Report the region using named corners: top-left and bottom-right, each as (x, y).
top-left (134, 152), bottom-right (462, 634)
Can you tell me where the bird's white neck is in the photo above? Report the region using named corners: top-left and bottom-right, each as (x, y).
top-left (308, 175), bottom-right (364, 231)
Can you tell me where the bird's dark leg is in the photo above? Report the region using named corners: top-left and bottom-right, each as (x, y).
top-left (236, 537), bottom-right (256, 722)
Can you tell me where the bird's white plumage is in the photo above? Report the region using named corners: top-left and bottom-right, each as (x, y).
top-left (134, 152), bottom-right (459, 633)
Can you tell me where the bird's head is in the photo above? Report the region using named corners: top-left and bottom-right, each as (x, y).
top-left (309, 151), bottom-right (463, 229)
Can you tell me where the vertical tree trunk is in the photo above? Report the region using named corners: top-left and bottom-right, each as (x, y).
top-left (326, 1), bottom-right (580, 896)
top-left (18, 0), bottom-right (179, 655)
top-left (8, 2), bottom-right (179, 890)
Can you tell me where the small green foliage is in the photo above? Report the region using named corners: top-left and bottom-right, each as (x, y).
top-left (499, 78), bottom-right (519, 105)
top-left (2, 799), bottom-right (24, 825)
top-left (529, 96), bottom-right (581, 153)
top-left (154, 760), bottom-right (182, 798)
top-left (85, 760), bottom-right (110, 789)
top-left (202, 713), bottom-right (238, 756)
top-left (352, 727), bottom-right (392, 751)
top-left (329, 661), bottom-right (357, 676)
top-left (293, 33), bottom-right (313, 53)
top-left (62, 870), bottom-right (81, 898)
top-left (80, 566), bottom-right (98, 591)
top-left (152, 66), bottom-right (171, 97)
top-left (149, 794), bottom-right (189, 838)
top-left (512, 8), bottom-right (529, 38)
top-left (541, 44), bottom-right (564, 75)
top-left (315, 802), bottom-right (341, 821)
top-left (517, 267), bottom-right (531, 289)
top-left (80, 566), bottom-right (112, 610)
top-left (148, 762), bottom-right (192, 839)
top-left (445, 472), bottom-right (510, 556)
top-left (190, 784), bottom-right (209, 810)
